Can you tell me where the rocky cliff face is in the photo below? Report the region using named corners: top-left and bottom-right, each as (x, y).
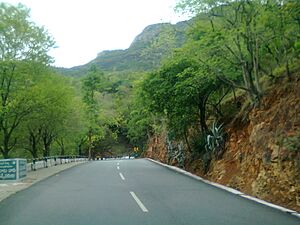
top-left (57, 21), bottom-right (189, 77)
top-left (145, 75), bottom-right (300, 211)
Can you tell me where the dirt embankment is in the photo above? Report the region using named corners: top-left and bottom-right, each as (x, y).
top-left (145, 76), bottom-right (300, 211)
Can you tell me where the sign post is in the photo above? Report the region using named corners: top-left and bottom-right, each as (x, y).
top-left (0, 159), bottom-right (27, 181)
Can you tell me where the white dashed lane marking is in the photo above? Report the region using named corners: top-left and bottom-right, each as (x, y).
top-left (119, 173), bottom-right (125, 180)
top-left (130, 191), bottom-right (149, 213)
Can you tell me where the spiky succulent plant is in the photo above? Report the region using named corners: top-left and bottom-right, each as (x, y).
top-left (205, 122), bottom-right (224, 158)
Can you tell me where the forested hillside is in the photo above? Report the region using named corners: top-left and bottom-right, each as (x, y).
top-left (1, 0), bottom-right (299, 210)
top-left (128, 0), bottom-right (300, 211)
top-left (56, 21), bottom-right (188, 77)
top-left (0, 2), bottom-right (191, 160)
top-left (128, 0), bottom-right (300, 149)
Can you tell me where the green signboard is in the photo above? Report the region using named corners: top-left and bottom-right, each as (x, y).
top-left (0, 160), bottom-right (16, 180)
top-left (19, 159), bottom-right (27, 179)
top-left (0, 159), bottom-right (27, 181)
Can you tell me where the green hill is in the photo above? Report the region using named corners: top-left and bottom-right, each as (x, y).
top-left (56, 21), bottom-right (189, 77)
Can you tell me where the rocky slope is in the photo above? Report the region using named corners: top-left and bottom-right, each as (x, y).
top-left (145, 74), bottom-right (300, 211)
top-left (57, 21), bottom-right (189, 77)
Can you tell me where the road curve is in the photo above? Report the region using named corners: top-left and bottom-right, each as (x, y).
top-left (0, 159), bottom-right (299, 225)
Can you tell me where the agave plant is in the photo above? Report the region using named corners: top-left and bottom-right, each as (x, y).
top-left (166, 135), bottom-right (185, 168)
top-left (205, 122), bottom-right (224, 158)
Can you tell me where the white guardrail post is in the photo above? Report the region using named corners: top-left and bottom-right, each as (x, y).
top-left (26, 156), bottom-right (88, 172)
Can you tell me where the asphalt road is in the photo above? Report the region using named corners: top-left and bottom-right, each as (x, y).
top-left (0, 159), bottom-right (299, 225)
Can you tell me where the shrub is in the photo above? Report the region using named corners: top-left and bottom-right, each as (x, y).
top-left (191, 133), bottom-right (207, 157)
top-left (205, 122), bottom-right (225, 159)
top-left (283, 132), bottom-right (300, 153)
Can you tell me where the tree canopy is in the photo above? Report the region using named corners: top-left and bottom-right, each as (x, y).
top-left (124, 0), bottom-right (300, 161)
top-left (1, 1), bottom-right (299, 161)
top-left (0, 3), bottom-right (87, 159)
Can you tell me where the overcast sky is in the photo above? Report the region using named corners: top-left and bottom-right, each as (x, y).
top-left (4, 0), bottom-right (189, 68)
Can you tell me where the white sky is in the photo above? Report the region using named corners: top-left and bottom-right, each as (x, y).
top-left (3, 0), bottom-right (188, 68)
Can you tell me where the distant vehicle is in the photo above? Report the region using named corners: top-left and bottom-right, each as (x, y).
top-left (121, 156), bottom-right (135, 159)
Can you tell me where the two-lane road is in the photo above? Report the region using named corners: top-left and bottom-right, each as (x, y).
top-left (0, 159), bottom-right (299, 225)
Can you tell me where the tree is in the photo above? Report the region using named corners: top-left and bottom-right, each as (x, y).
top-left (126, 79), bottom-right (155, 148)
top-left (0, 3), bottom-right (54, 63)
top-left (81, 65), bottom-right (104, 159)
top-left (28, 75), bottom-right (69, 157)
top-left (260, 0), bottom-right (300, 78)
top-left (0, 3), bottom-right (54, 158)
top-left (135, 55), bottom-right (221, 156)
top-left (55, 96), bottom-right (88, 156)
top-left (176, 0), bottom-right (300, 104)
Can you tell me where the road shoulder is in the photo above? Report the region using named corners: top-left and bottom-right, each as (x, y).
top-left (146, 158), bottom-right (300, 219)
top-left (0, 161), bottom-right (88, 203)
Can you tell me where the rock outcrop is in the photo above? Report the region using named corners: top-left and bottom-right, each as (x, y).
top-left (145, 75), bottom-right (300, 211)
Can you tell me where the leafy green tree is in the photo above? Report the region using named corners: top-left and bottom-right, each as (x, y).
top-left (81, 65), bottom-right (104, 159)
top-left (126, 80), bottom-right (155, 148)
top-left (0, 3), bottom-right (54, 63)
top-left (176, 0), bottom-right (300, 104)
top-left (134, 55), bottom-right (222, 155)
top-left (63, 96), bottom-right (89, 156)
top-left (146, 57), bottom-right (215, 132)
top-left (260, 0), bottom-right (300, 78)
top-left (53, 95), bottom-right (88, 156)
top-left (0, 3), bottom-right (54, 158)
top-left (22, 80), bottom-right (88, 158)
top-left (27, 75), bottom-right (77, 157)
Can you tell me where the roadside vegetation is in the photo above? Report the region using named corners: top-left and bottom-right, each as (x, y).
top-left (0, 3), bottom-right (106, 159)
top-left (1, 1), bottom-right (299, 163)
top-left (126, 0), bottom-right (300, 168)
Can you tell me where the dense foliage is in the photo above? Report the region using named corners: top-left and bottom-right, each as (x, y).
top-left (0, 3), bottom-right (87, 159)
top-left (1, 1), bottom-right (299, 162)
top-left (125, 0), bottom-right (300, 164)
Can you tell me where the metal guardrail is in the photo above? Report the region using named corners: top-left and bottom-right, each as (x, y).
top-left (27, 156), bottom-right (88, 172)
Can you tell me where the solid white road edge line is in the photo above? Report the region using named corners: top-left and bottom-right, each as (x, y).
top-left (119, 172), bottom-right (125, 180)
top-left (146, 158), bottom-right (300, 218)
top-left (130, 191), bottom-right (149, 213)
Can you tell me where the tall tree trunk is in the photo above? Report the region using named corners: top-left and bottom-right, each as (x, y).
top-left (32, 149), bottom-right (38, 159)
top-left (42, 134), bottom-right (52, 157)
top-left (77, 137), bottom-right (87, 156)
top-left (29, 131), bottom-right (39, 158)
top-left (236, 32), bottom-right (261, 104)
top-left (56, 138), bottom-right (65, 156)
top-left (3, 128), bottom-right (11, 159)
top-left (59, 140), bottom-right (65, 156)
top-left (253, 36), bottom-right (261, 93)
top-left (77, 143), bottom-right (82, 156)
top-left (1, 150), bottom-right (9, 159)
top-left (243, 64), bottom-right (261, 103)
top-left (43, 143), bottom-right (50, 157)
top-left (88, 129), bottom-right (92, 160)
top-left (183, 130), bottom-right (192, 153)
top-left (198, 101), bottom-right (208, 133)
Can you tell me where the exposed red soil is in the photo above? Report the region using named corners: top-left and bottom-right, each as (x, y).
top-left (145, 74), bottom-right (300, 211)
